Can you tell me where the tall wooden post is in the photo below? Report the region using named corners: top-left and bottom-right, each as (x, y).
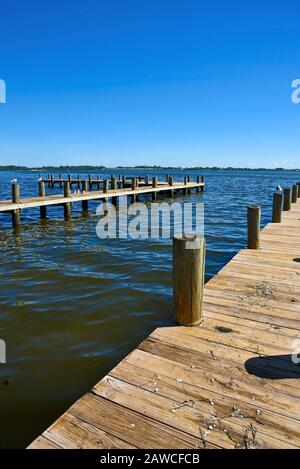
top-left (201, 175), bottom-right (204, 192)
top-left (131, 177), bottom-right (137, 203)
top-left (292, 185), bottom-right (298, 203)
top-left (165, 174), bottom-right (169, 183)
top-left (152, 176), bottom-right (157, 201)
top-left (88, 174), bottom-right (92, 190)
top-left (97, 175), bottom-right (100, 190)
top-left (247, 205), bottom-right (261, 249)
top-left (272, 192), bottom-right (283, 223)
top-left (183, 176), bottom-right (188, 195)
top-left (168, 175), bottom-right (173, 197)
top-left (187, 175), bottom-right (191, 193)
top-left (196, 175), bottom-right (200, 192)
top-left (48, 173), bottom-right (51, 187)
top-left (64, 182), bottom-right (71, 219)
top-left (283, 188), bottom-right (292, 211)
top-left (82, 180), bottom-right (88, 210)
top-left (51, 174), bottom-right (54, 188)
top-left (111, 176), bottom-right (117, 205)
top-left (38, 181), bottom-right (46, 218)
top-left (77, 174), bottom-right (81, 189)
top-left (173, 234), bottom-right (205, 326)
top-left (59, 174), bottom-right (63, 188)
top-left (12, 182), bottom-right (20, 227)
top-left (297, 182), bottom-right (300, 198)
top-left (111, 176), bottom-right (116, 190)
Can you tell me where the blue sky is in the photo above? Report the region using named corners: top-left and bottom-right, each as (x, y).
top-left (0, 0), bottom-right (299, 168)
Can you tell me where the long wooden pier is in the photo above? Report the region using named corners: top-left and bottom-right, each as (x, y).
top-left (0, 175), bottom-right (204, 227)
top-left (28, 186), bottom-right (300, 449)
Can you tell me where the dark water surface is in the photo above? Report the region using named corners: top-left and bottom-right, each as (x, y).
top-left (0, 168), bottom-right (299, 448)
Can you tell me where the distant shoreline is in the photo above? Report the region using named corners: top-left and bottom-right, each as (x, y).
top-left (0, 165), bottom-right (299, 172)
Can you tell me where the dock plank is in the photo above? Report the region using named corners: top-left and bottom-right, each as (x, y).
top-left (29, 198), bottom-right (300, 449)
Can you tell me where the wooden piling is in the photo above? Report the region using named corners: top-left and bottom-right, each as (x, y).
top-left (63, 182), bottom-right (71, 219)
top-left (97, 175), bottom-right (100, 190)
top-left (48, 174), bottom-right (51, 187)
top-left (131, 177), bottom-right (137, 203)
top-left (297, 182), bottom-right (300, 198)
top-left (38, 181), bottom-right (46, 218)
top-left (88, 174), bottom-right (92, 190)
top-left (111, 176), bottom-right (116, 191)
top-left (173, 234), bottom-right (205, 326)
top-left (183, 176), bottom-right (188, 195)
top-left (196, 175), bottom-right (200, 192)
top-left (283, 188), bottom-right (292, 211)
top-left (82, 181), bottom-right (88, 210)
top-left (77, 174), bottom-right (81, 189)
top-left (59, 174), bottom-right (63, 188)
top-left (272, 192), bottom-right (283, 223)
top-left (292, 185), bottom-right (298, 203)
top-left (51, 174), bottom-right (54, 188)
top-left (247, 205), bottom-right (261, 250)
top-left (152, 176), bottom-right (157, 200)
top-left (201, 175), bottom-right (204, 191)
top-left (12, 182), bottom-right (20, 227)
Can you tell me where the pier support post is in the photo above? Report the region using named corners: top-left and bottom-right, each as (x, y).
top-left (131, 177), bottom-right (137, 203)
top-left (292, 185), bottom-right (298, 203)
top-left (183, 176), bottom-right (188, 195)
top-left (196, 175), bottom-right (200, 193)
top-left (77, 174), bottom-right (81, 189)
top-left (283, 188), bottom-right (292, 211)
top-left (103, 179), bottom-right (109, 202)
top-left (64, 182), bottom-right (71, 219)
top-left (48, 174), bottom-right (51, 187)
top-left (187, 175), bottom-right (191, 193)
top-left (12, 182), bottom-right (21, 227)
top-left (82, 180), bottom-right (88, 211)
top-left (272, 192), bottom-right (283, 223)
top-left (88, 174), bottom-right (92, 190)
top-left (111, 176), bottom-right (117, 205)
top-left (297, 183), bottom-right (300, 198)
top-left (59, 174), bottom-right (63, 188)
top-left (152, 176), bottom-right (157, 200)
top-left (51, 174), bottom-right (54, 188)
top-left (247, 205), bottom-right (261, 250)
top-left (97, 175), bottom-right (100, 190)
top-left (38, 181), bottom-right (47, 218)
top-left (173, 234), bottom-right (205, 326)
top-left (201, 175), bottom-right (204, 192)
top-left (168, 175), bottom-right (173, 197)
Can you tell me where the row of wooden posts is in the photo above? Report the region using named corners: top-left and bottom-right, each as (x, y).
top-left (173, 182), bottom-right (300, 328)
top-left (43, 173), bottom-right (203, 190)
top-left (247, 182), bottom-right (300, 250)
top-left (10, 175), bottom-right (205, 226)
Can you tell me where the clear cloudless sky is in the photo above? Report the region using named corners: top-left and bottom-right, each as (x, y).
top-left (0, 0), bottom-right (300, 168)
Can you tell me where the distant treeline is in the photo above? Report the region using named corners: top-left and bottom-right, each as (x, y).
top-left (0, 165), bottom-right (298, 171)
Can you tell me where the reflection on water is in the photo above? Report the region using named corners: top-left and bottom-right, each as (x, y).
top-left (0, 168), bottom-right (299, 448)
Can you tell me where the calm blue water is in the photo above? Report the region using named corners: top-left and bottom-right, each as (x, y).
top-left (0, 168), bottom-right (299, 448)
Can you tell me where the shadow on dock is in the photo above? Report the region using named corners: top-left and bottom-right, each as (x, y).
top-left (245, 355), bottom-right (300, 380)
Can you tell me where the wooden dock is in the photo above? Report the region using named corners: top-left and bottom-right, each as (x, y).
top-left (0, 176), bottom-right (204, 227)
top-left (28, 189), bottom-right (300, 449)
